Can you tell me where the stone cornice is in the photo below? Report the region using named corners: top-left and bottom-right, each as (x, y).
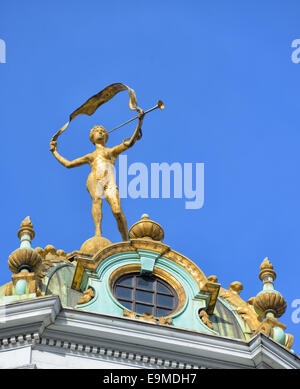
top-left (0, 296), bottom-right (298, 369)
top-left (0, 295), bottom-right (61, 338)
top-left (248, 333), bottom-right (300, 369)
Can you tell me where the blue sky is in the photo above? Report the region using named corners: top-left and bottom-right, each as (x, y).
top-left (1, 1), bottom-right (300, 354)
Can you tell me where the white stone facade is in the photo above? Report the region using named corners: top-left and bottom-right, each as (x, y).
top-left (0, 295), bottom-right (299, 369)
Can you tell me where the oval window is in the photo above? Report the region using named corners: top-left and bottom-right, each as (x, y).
top-left (114, 273), bottom-right (178, 317)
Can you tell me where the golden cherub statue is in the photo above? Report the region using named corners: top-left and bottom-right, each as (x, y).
top-left (49, 83), bottom-right (163, 252)
top-left (50, 109), bottom-right (144, 242)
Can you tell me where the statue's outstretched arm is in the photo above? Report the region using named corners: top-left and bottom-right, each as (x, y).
top-left (111, 110), bottom-right (145, 157)
top-left (50, 140), bottom-right (91, 168)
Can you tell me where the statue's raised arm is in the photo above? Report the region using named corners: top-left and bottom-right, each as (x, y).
top-left (111, 108), bottom-right (145, 157)
top-left (50, 139), bottom-right (92, 168)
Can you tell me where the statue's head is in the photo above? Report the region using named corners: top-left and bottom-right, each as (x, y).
top-left (89, 125), bottom-right (109, 145)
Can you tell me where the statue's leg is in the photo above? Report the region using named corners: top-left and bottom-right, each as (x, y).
top-left (92, 197), bottom-right (103, 237)
top-left (87, 175), bottom-right (103, 238)
top-left (105, 185), bottom-right (128, 241)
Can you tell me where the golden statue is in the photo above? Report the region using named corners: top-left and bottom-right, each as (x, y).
top-left (50, 110), bottom-right (144, 242)
top-left (49, 83), bottom-right (163, 252)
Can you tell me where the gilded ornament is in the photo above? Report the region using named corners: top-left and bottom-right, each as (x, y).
top-left (253, 291), bottom-right (286, 318)
top-left (123, 310), bottom-right (136, 319)
top-left (138, 312), bottom-right (157, 323)
top-left (35, 247), bottom-right (46, 259)
top-left (77, 288), bottom-right (95, 305)
top-left (284, 334), bottom-right (294, 349)
top-left (199, 310), bottom-right (214, 330)
top-left (128, 214), bottom-right (164, 241)
top-left (4, 282), bottom-right (13, 296)
top-left (80, 236), bottom-right (112, 255)
top-left (253, 257), bottom-right (286, 319)
top-left (207, 275), bottom-right (218, 283)
top-left (17, 216), bottom-right (35, 240)
top-left (44, 245), bottom-right (57, 256)
top-left (251, 317), bottom-right (285, 338)
top-left (8, 248), bottom-right (42, 274)
top-left (250, 316), bottom-right (294, 349)
top-left (229, 281), bottom-right (243, 295)
top-left (158, 316), bottom-right (173, 325)
top-left (259, 257), bottom-right (276, 281)
top-left (219, 287), bottom-right (261, 331)
top-left (33, 245), bottom-right (75, 279)
top-left (56, 249), bottom-right (67, 258)
top-left (199, 281), bottom-right (220, 314)
top-left (122, 310), bottom-right (172, 325)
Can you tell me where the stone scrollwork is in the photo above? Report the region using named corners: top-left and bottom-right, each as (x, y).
top-left (158, 316), bottom-right (173, 325)
top-left (123, 309), bottom-right (136, 319)
top-left (123, 310), bottom-right (173, 325)
top-left (199, 309), bottom-right (214, 330)
top-left (77, 287), bottom-right (95, 305)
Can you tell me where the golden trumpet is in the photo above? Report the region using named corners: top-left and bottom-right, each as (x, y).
top-left (107, 100), bottom-right (164, 135)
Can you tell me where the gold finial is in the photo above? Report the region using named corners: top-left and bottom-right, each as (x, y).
top-left (128, 214), bottom-right (164, 241)
top-left (254, 257), bottom-right (286, 319)
top-left (7, 216), bottom-right (42, 275)
top-left (259, 257), bottom-right (276, 281)
top-left (17, 216), bottom-right (35, 240)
